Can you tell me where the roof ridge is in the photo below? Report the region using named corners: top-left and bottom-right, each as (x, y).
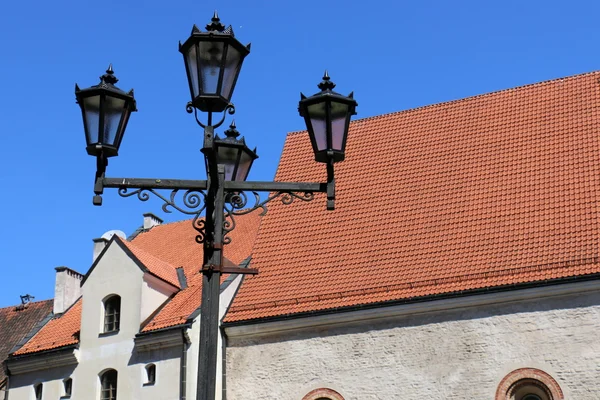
top-left (120, 239), bottom-right (181, 288)
top-left (0, 299), bottom-right (52, 312)
top-left (285, 69), bottom-right (600, 136)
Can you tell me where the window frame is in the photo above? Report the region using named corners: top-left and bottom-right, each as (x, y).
top-left (302, 388), bottom-right (344, 400)
top-left (496, 368), bottom-right (564, 400)
top-left (62, 377), bottom-right (73, 398)
top-left (33, 383), bottom-right (43, 400)
top-left (102, 295), bottom-right (121, 334)
top-left (143, 363), bottom-right (156, 386)
top-left (100, 369), bottom-right (118, 400)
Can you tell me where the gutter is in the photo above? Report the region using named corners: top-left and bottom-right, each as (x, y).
top-left (223, 273), bottom-right (600, 330)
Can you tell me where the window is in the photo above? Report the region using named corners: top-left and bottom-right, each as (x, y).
top-left (496, 368), bottom-right (564, 400)
top-left (144, 364), bottom-right (156, 385)
top-left (100, 369), bottom-right (118, 400)
top-left (63, 377), bottom-right (72, 397)
top-left (103, 295), bottom-right (121, 333)
top-left (302, 388), bottom-right (344, 400)
top-left (34, 383), bottom-right (43, 400)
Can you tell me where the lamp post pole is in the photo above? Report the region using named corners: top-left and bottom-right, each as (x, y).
top-left (76, 12), bottom-right (357, 400)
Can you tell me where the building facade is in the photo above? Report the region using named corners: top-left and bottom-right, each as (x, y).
top-left (5, 71), bottom-right (600, 399)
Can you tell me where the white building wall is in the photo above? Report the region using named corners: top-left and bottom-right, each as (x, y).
top-left (8, 241), bottom-right (182, 400)
top-left (225, 286), bottom-right (600, 400)
top-left (7, 241), bottom-right (245, 400)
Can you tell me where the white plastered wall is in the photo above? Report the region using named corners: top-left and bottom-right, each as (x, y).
top-left (8, 240), bottom-right (181, 400)
top-left (225, 284), bottom-right (600, 400)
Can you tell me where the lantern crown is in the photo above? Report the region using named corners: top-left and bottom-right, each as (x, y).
top-left (75, 65), bottom-right (137, 158)
top-left (206, 11), bottom-right (226, 32)
top-left (213, 121), bottom-right (258, 181)
top-left (179, 12), bottom-right (250, 113)
top-left (298, 71), bottom-right (358, 164)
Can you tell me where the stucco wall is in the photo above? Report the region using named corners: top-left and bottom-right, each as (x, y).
top-left (225, 287), bottom-right (600, 400)
top-left (8, 241), bottom-right (183, 400)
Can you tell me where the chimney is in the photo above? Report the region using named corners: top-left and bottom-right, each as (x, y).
top-left (93, 237), bottom-right (108, 262)
top-left (143, 212), bottom-right (163, 230)
top-left (54, 267), bottom-right (83, 314)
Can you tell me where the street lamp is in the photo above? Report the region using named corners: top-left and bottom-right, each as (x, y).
top-left (76, 12), bottom-right (357, 400)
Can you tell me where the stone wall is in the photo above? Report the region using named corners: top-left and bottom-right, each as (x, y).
top-left (225, 287), bottom-right (600, 399)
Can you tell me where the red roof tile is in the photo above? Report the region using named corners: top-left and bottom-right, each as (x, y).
top-left (12, 299), bottom-right (81, 356)
top-left (15, 213), bottom-right (262, 352)
top-left (134, 213), bottom-right (262, 332)
top-left (225, 70), bottom-right (600, 322)
top-left (119, 238), bottom-right (181, 288)
top-left (131, 212), bottom-right (262, 280)
top-left (0, 300), bottom-right (53, 377)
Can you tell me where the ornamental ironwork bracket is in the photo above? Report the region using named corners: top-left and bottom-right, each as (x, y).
top-left (93, 173), bottom-right (334, 245)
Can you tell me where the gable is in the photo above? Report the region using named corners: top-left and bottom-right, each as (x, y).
top-left (81, 236), bottom-right (180, 289)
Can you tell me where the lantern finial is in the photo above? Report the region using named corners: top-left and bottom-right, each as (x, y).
top-left (100, 64), bottom-right (118, 85)
top-left (317, 70), bottom-right (336, 91)
top-left (224, 120), bottom-right (240, 139)
top-left (206, 10), bottom-right (225, 32)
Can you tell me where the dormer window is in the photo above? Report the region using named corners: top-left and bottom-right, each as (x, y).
top-left (103, 295), bottom-right (121, 333)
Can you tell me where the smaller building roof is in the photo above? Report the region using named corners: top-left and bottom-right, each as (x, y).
top-left (0, 299), bottom-right (53, 370)
top-left (11, 212), bottom-right (262, 355)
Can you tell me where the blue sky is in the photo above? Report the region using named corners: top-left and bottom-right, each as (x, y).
top-left (1, 0), bottom-right (599, 307)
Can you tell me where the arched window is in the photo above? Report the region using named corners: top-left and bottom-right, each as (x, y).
top-left (63, 377), bottom-right (73, 397)
top-left (496, 368), bottom-right (564, 400)
top-left (100, 369), bottom-right (118, 400)
top-left (33, 383), bottom-right (43, 400)
top-left (302, 388), bottom-right (345, 400)
top-left (103, 295), bottom-right (121, 333)
top-left (144, 363), bottom-right (156, 385)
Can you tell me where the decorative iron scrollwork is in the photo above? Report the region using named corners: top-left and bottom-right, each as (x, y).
top-left (222, 190), bottom-right (315, 244)
top-left (116, 186), bottom-right (315, 245)
top-left (186, 102), bottom-right (236, 129)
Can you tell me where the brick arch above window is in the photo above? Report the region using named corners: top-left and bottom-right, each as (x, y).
top-left (496, 368), bottom-right (564, 400)
top-left (302, 388), bottom-right (344, 400)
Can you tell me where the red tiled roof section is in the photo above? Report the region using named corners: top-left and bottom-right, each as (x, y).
top-left (0, 300), bottom-right (53, 380)
top-left (119, 238), bottom-right (181, 288)
top-left (131, 212), bottom-right (262, 279)
top-left (226, 71), bottom-right (600, 322)
top-left (12, 299), bottom-right (81, 356)
top-left (132, 213), bottom-right (262, 332)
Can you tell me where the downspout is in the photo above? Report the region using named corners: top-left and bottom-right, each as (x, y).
top-left (221, 327), bottom-right (227, 400)
top-left (3, 367), bottom-right (10, 400)
top-left (181, 330), bottom-right (190, 400)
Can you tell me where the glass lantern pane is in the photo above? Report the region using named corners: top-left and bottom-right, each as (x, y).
top-left (330, 101), bottom-right (350, 151)
top-left (216, 145), bottom-right (239, 181)
top-left (185, 44), bottom-right (200, 98)
top-left (235, 150), bottom-right (254, 181)
top-left (114, 107), bottom-right (132, 150)
top-left (198, 41), bottom-right (225, 95)
top-left (220, 45), bottom-right (241, 101)
top-left (307, 102), bottom-right (328, 151)
top-left (103, 96), bottom-right (126, 147)
top-left (83, 95), bottom-right (101, 145)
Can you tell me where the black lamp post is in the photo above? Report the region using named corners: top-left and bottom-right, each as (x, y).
top-left (76, 12), bottom-right (356, 400)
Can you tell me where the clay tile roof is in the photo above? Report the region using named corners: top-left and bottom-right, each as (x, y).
top-left (11, 299), bottom-right (80, 356)
top-left (13, 212), bottom-right (262, 354)
top-left (134, 213), bottom-right (262, 332)
top-left (118, 238), bottom-right (181, 288)
top-left (224, 70), bottom-right (600, 323)
top-left (131, 212), bottom-right (262, 279)
top-left (0, 300), bottom-right (53, 379)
